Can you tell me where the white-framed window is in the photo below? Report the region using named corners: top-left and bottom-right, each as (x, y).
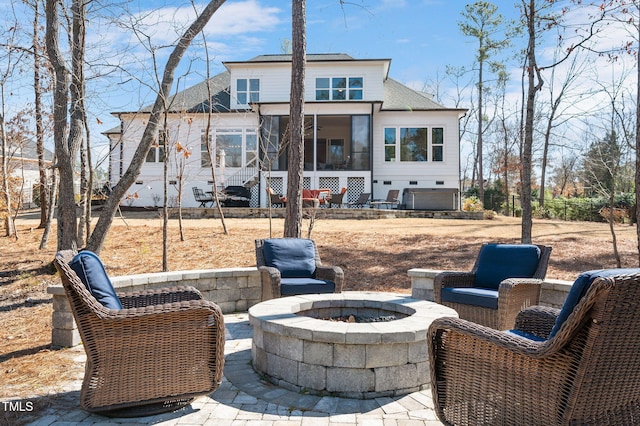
top-left (432, 127), bottom-right (444, 162)
top-left (237, 78), bottom-right (260, 105)
top-left (315, 77), bottom-right (363, 101)
top-left (146, 129), bottom-right (166, 163)
top-left (384, 126), bottom-right (444, 162)
top-left (200, 128), bottom-right (259, 168)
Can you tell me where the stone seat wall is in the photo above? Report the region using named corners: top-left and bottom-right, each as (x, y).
top-left (48, 267), bottom-right (573, 348)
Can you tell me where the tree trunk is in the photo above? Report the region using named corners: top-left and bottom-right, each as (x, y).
top-left (33, 1), bottom-right (48, 229)
top-left (521, 0), bottom-right (539, 244)
top-left (284, 0), bottom-right (306, 238)
top-left (46, 0), bottom-right (76, 251)
top-left (477, 58), bottom-right (484, 205)
top-left (636, 18), bottom-right (640, 265)
top-left (85, 0), bottom-right (227, 254)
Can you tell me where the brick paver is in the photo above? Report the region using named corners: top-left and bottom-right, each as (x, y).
top-left (13, 313), bottom-right (443, 425)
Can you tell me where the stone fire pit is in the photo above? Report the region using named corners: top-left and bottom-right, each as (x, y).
top-left (248, 291), bottom-right (457, 399)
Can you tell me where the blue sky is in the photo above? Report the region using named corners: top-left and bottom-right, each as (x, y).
top-left (5, 0), bottom-right (632, 167)
top-left (91, 0), bottom-right (521, 113)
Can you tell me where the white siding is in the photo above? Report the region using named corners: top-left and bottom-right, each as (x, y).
top-left (228, 60), bottom-right (388, 108)
top-left (371, 110), bottom-right (460, 202)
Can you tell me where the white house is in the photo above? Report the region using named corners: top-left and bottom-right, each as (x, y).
top-left (106, 53), bottom-right (467, 209)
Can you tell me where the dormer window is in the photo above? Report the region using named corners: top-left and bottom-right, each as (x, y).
top-left (237, 78), bottom-right (260, 105)
top-left (316, 77), bottom-right (363, 101)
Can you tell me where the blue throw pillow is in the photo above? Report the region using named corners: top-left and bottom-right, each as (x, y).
top-left (548, 268), bottom-right (640, 338)
top-left (475, 244), bottom-right (541, 290)
top-left (69, 251), bottom-right (122, 310)
top-left (263, 238), bottom-right (316, 278)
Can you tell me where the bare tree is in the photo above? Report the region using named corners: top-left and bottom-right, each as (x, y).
top-left (519, 0), bottom-right (605, 243)
top-left (85, 0), bottom-right (227, 254)
top-left (460, 1), bottom-right (510, 206)
top-left (538, 52), bottom-right (592, 207)
top-left (284, 0), bottom-right (306, 238)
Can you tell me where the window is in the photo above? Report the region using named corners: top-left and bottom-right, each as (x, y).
top-left (201, 128), bottom-right (257, 169)
top-left (385, 127), bottom-right (441, 162)
top-left (400, 128), bottom-right (428, 162)
top-left (432, 127), bottom-right (444, 162)
top-left (384, 128), bottom-right (396, 162)
top-left (315, 76), bottom-right (363, 101)
top-left (237, 78), bottom-right (260, 105)
top-left (146, 130), bottom-right (166, 163)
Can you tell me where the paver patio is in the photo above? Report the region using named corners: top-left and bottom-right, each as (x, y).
top-left (22, 313), bottom-right (444, 426)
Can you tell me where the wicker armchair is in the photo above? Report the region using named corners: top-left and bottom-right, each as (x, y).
top-left (429, 268), bottom-right (640, 426)
top-left (255, 238), bottom-right (344, 300)
top-left (433, 243), bottom-right (552, 330)
top-left (53, 250), bottom-right (225, 417)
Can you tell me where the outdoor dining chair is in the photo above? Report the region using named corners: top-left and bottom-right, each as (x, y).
top-left (53, 250), bottom-right (225, 417)
top-left (192, 187), bottom-right (214, 207)
top-left (433, 243), bottom-right (552, 330)
top-left (328, 187), bottom-right (347, 208)
top-left (266, 187), bottom-right (286, 207)
top-left (369, 189), bottom-right (400, 209)
top-left (429, 268), bottom-right (640, 425)
top-left (255, 238), bottom-right (344, 300)
top-left (347, 192), bottom-right (370, 208)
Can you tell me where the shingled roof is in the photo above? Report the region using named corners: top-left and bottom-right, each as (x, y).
top-left (381, 78), bottom-right (450, 111)
top-left (131, 54), bottom-right (457, 114)
top-left (138, 71), bottom-right (231, 114)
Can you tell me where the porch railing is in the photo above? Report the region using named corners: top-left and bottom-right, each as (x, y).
top-left (223, 157), bottom-right (259, 188)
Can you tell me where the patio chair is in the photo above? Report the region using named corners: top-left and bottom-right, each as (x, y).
top-left (429, 268), bottom-right (640, 426)
top-left (369, 189), bottom-right (400, 209)
top-left (266, 187), bottom-right (286, 208)
top-left (328, 187), bottom-right (347, 208)
top-left (433, 243), bottom-right (552, 330)
top-left (255, 238), bottom-right (344, 300)
top-left (53, 250), bottom-right (225, 417)
top-left (347, 192), bottom-right (370, 208)
top-left (192, 187), bottom-right (214, 207)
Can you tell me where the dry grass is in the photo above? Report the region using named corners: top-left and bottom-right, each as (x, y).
top-left (1, 211), bottom-right (639, 409)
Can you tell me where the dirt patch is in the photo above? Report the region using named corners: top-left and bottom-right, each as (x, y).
top-left (1, 212), bottom-right (638, 406)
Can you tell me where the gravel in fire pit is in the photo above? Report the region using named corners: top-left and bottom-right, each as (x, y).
top-left (322, 314), bottom-right (399, 323)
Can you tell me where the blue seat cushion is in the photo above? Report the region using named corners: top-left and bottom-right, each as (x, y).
top-left (440, 287), bottom-right (499, 309)
top-left (548, 268), bottom-right (640, 338)
top-left (280, 278), bottom-right (336, 296)
top-left (475, 244), bottom-right (541, 290)
top-left (69, 251), bottom-right (122, 310)
top-left (504, 329), bottom-right (547, 342)
top-left (263, 238), bottom-right (316, 278)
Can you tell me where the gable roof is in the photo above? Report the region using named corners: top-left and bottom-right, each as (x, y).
top-left (136, 71), bottom-right (231, 114)
top-left (382, 78), bottom-right (453, 111)
top-left (0, 141), bottom-right (54, 162)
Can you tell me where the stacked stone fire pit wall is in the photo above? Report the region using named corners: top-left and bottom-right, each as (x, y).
top-left (249, 292), bottom-right (457, 399)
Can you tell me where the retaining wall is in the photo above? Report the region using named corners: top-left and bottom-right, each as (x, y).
top-left (47, 267), bottom-right (261, 348)
top-left (48, 267), bottom-right (573, 348)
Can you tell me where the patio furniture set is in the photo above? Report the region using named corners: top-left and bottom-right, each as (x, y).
top-left (54, 238), bottom-right (640, 424)
top-left (244, 187), bottom-right (399, 209)
top-left (191, 186), bottom-right (251, 208)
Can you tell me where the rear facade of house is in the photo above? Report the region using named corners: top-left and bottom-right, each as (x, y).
top-left (106, 54), bottom-right (467, 210)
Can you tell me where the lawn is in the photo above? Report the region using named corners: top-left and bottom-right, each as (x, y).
top-left (1, 212), bottom-right (638, 407)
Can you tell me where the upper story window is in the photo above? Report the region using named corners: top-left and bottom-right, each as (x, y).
top-left (146, 130), bottom-right (166, 163)
top-left (315, 77), bottom-right (363, 101)
top-left (237, 78), bottom-right (260, 105)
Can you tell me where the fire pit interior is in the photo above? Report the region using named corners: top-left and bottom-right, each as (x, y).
top-left (249, 292), bottom-right (457, 399)
top-left (297, 299), bottom-right (411, 323)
